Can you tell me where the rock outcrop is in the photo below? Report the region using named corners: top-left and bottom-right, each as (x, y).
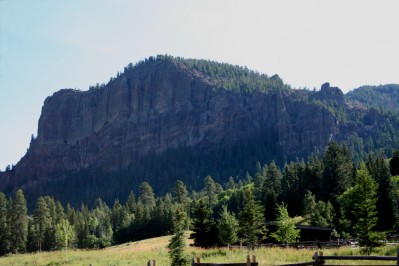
top-left (1, 56), bottom-right (398, 205)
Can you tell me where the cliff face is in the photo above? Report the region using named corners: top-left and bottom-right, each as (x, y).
top-left (1, 57), bottom-right (397, 205)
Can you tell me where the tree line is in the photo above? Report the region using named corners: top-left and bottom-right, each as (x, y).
top-left (1, 142), bottom-right (399, 256)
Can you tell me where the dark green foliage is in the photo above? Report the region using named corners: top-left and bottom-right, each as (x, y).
top-left (281, 162), bottom-right (305, 216)
top-left (303, 191), bottom-right (334, 227)
top-left (172, 180), bottom-right (189, 206)
top-left (339, 164), bottom-right (383, 247)
top-left (32, 197), bottom-right (52, 251)
top-left (346, 84), bottom-right (399, 112)
top-left (238, 186), bottom-right (267, 249)
top-left (139, 182), bottom-right (156, 220)
top-left (110, 200), bottom-right (131, 244)
top-left (176, 57), bottom-right (290, 94)
top-left (217, 206), bottom-right (238, 247)
top-left (203, 176), bottom-right (218, 206)
top-left (321, 142), bottom-right (355, 202)
top-left (0, 192), bottom-right (10, 255)
top-left (190, 199), bottom-right (218, 247)
top-left (168, 208), bottom-right (189, 266)
top-left (5, 139), bottom-right (399, 257)
top-left (261, 161), bottom-right (282, 221)
top-left (390, 150), bottom-right (399, 176)
top-left (366, 154), bottom-right (399, 231)
top-left (10, 189), bottom-right (28, 253)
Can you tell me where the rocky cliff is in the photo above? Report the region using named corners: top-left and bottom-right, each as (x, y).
top-left (1, 56), bottom-right (398, 205)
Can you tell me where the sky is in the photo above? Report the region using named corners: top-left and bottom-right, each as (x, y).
top-left (0, 0), bottom-right (399, 170)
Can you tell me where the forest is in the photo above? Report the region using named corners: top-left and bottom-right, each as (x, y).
top-left (1, 141), bottom-right (399, 256)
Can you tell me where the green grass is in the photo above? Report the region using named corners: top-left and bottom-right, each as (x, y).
top-left (0, 234), bottom-right (398, 265)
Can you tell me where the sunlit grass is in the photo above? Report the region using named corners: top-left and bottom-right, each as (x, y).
top-left (0, 233), bottom-right (398, 265)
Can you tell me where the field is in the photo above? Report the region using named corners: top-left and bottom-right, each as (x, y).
top-left (0, 233), bottom-right (398, 266)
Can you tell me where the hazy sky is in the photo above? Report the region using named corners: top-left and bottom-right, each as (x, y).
top-left (1, 0), bottom-right (399, 170)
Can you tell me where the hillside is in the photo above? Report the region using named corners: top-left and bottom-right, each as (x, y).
top-left (1, 55), bottom-right (399, 206)
top-left (346, 84), bottom-right (399, 112)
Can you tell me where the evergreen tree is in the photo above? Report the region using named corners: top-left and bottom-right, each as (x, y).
top-left (111, 200), bottom-right (131, 243)
top-left (217, 205), bottom-right (238, 248)
top-left (139, 182), bottom-right (156, 219)
top-left (125, 191), bottom-right (136, 214)
top-left (168, 208), bottom-right (189, 266)
top-left (172, 180), bottom-right (189, 206)
top-left (353, 165), bottom-right (383, 247)
top-left (271, 204), bottom-right (300, 246)
top-left (282, 162), bottom-right (305, 216)
top-left (390, 149), bottom-right (399, 176)
top-left (261, 161), bottom-right (282, 221)
top-left (367, 154), bottom-right (399, 231)
top-left (339, 164), bottom-right (383, 247)
top-left (238, 186), bottom-right (267, 249)
top-left (10, 189), bottom-right (28, 254)
top-left (0, 192), bottom-right (10, 255)
top-left (303, 191), bottom-right (334, 227)
top-left (226, 176), bottom-right (237, 190)
top-left (190, 199), bottom-right (218, 247)
top-left (321, 142), bottom-right (354, 203)
top-left (33, 197), bottom-right (51, 251)
top-left (92, 199), bottom-right (113, 248)
top-left (203, 175), bottom-right (217, 206)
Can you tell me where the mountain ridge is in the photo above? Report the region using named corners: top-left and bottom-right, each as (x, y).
top-left (1, 55), bottom-right (399, 206)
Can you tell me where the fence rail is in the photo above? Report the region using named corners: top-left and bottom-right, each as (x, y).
top-left (280, 250), bottom-right (399, 266)
top-left (192, 255), bottom-right (258, 266)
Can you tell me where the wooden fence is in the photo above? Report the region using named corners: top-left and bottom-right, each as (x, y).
top-left (280, 250), bottom-right (399, 266)
top-left (226, 240), bottom-right (350, 251)
top-left (147, 250), bottom-right (399, 266)
top-left (146, 256), bottom-right (258, 266)
top-left (191, 255), bottom-right (258, 266)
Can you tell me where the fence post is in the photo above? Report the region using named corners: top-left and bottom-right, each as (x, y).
top-left (252, 255), bottom-right (257, 263)
top-left (192, 258), bottom-right (196, 266)
top-left (147, 260), bottom-right (151, 266)
top-left (153, 259), bottom-right (156, 266)
top-left (313, 251), bottom-right (319, 265)
top-left (397, 248), bottom-right (399, 266)
top-left (247, 255), bottom-right (251, 266)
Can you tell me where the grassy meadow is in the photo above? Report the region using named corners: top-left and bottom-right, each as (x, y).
top-left (0, 233), bottom-right (398, 266)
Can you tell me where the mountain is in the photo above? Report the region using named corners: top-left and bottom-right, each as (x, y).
top-left (1, 55), bottom-right (399, 206)
top-left (346, 84), bottom-right (399, 112)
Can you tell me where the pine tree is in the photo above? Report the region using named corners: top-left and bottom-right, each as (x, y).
top-left (190, 199), bottom-right (218, 247)
top-left (217, 205), bottom-right (238, 248)
top-left (238, 186), bottom-right (267, 249)
top-left (172, 180), bottom-right (189, 206)
top-left (321, 142), bottom-right (354, 203)
top-left (390, 150), bottom-right (399, 176)
top-left (168, 208), bottom-right (189, 266)
top-left (139, 182), bottom-right (156, 219)
top-left (33, 197), bottom-right (51, 251)
top-left (339, 164), bottom-right (383, 247)
top-left (10, 189), bottom-right (28, 254)
top-left (352, 165), bottom-right (383, 247)
top-left (203, 175), bottom-right (217, 206)
top-left (261, 161), bottom-right (282, 221)
top-left (125, 191), bottom-right (136, 214)
top-left (0, 192), bottom-right (10, 255)
top-left (367, 154), bottom-right (399, 231)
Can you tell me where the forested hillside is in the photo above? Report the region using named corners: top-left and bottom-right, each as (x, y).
top-left (1, 143), bottom-right (399, 256)
top-left (346, 84), bottom-right (399, 112)
top-left (1, 55), bottom-right (399, 208)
